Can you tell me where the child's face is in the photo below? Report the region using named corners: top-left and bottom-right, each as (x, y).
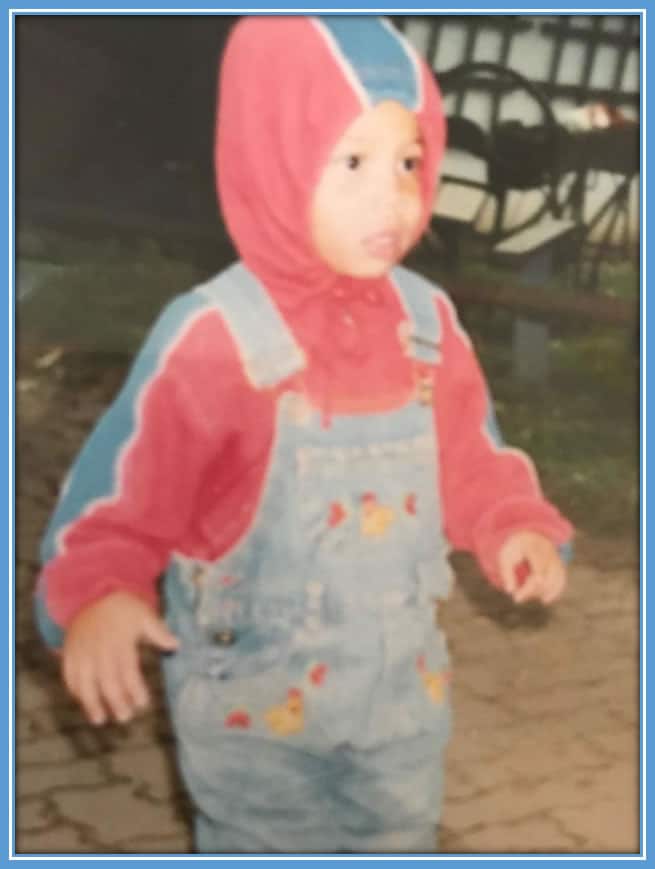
top-left (310, 100), bottom-right (425, 279)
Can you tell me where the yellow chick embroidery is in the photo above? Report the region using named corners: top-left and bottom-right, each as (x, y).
top-left (264, 688), bottom-right (305, 736)
top-left (417, 654), bottom-right (450, 704)
top-left (422, 671), bottom-right (447, 703)
top-left (360, 493), bottom-right (395, 537)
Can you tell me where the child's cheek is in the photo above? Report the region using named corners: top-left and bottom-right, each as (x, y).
top-left (400, 192), bottom-right (424, 238)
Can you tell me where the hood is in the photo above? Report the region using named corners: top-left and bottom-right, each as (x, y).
top-left (215, 15), bottom-right (445, 367)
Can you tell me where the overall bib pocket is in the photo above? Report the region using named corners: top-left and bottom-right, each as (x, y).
top-left (295, 433), bottom-right (442, 565)
top-left (171, 615), bottom-right (344, 747)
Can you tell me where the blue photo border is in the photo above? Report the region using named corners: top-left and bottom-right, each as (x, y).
top-left (3, 2), bottom-right (648, 867)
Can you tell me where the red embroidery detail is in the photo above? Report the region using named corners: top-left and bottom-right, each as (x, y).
top-left (416, 653), bottom-right (426, 672)
top-left (328, 502), bottom-right (346, 527)
top-left (405, 493), bottom-right (417, 515)
top-left (309, 663), bottom-right (328, 686)
top-left (361, 492), bottom-right (377, 505)
top-left (224, 709), bottom-right (251, 729)
top-left (285, 688), bottom-right (304, 716)
top-left (221, 575), bottom-right (237, 587)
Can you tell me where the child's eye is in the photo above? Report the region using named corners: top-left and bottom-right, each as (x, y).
top-left (346, 155), bottom-right (362, 171)
top-left (401, 155), bottom-right (422, 172)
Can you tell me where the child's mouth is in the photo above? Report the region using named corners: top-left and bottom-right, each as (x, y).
top-left (362, 230), bottom-right (401, 261)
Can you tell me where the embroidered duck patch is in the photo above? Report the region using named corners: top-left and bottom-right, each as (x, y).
top-left (360, 493), bottom-right (395, 537)
top-left (417, 654), bottom-right (450, 704)
top-left (264, 688), bottom-right (305, 736)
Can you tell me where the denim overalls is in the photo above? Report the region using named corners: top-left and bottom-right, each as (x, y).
top-left (162, 264), bottom-right (454, 853)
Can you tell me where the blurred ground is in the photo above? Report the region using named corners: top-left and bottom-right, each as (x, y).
top-left (14, 227), bottom-right (640, 854)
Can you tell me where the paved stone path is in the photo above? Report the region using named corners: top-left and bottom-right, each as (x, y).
top-left (15, 356), bottom-right (640, 855)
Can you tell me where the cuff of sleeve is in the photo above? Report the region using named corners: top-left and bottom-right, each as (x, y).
top-left (36, 570), bottom-right (161, 648)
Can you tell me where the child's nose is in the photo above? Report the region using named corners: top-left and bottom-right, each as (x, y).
top-left (369, 166), bottom-right (403, 212)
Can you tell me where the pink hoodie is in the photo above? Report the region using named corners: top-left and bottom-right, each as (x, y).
top-left (37, 16), bottom-right (572, 643)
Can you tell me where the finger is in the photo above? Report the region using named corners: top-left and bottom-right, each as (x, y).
top-left (61, 650), bottom-right (79, 701)
top-left (97, 654), bottom-right (136, 724)
top-left (76, 660), bottom-right (107, 726)
top-left (541, 559), bottom-right (567, 605)
top-left (513, 579), bottom-right (540, 604)
top-left (498, 540), bottom-right (523, 595)
top-left (513, 565), bottom-right (545, 604)
top-left (118, 644), bottom-right (150, 713)
top-left (139, 613), bottom-right (179, 652)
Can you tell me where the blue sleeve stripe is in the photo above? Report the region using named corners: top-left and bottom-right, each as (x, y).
top-left (312, 16), bottom-right (422, 111)
top-left (484, 398), bottom-right (505, 447)
top-left (559, 540), bottom-right (574, 563)
top-left (40, 291), bottom-right (212, 566)
top-left (484, 400), bottom-right (574, 564)
top-left (34, 586), bottom-right (65, 650)
top-left (481, 393), bottom-right (543, 494)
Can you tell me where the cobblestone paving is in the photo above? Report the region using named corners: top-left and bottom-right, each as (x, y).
top-left (15, 356), bottom-right (640, 855)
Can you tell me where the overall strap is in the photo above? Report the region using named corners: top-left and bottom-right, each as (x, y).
top-left (195, 263), bottom-right (306, 389)
top-left (390, 266), bottom-right (443, 365)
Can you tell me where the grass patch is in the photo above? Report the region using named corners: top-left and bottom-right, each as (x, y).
top-left (464, 306), bottom-right (638, 538)
top-left (18, 235), bottom-right (204, 355)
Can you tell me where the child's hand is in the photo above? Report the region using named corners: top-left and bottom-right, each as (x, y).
top-left (62, 591), bottom-right (179, 726)
top-left (498, 531), bottom-right (567, 605)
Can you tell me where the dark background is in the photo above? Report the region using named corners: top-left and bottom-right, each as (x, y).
top-left (16, 15), bottom-right (239, 233)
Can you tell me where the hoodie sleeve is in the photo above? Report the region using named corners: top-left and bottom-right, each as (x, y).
top-left (35, 292), bottom-right (232, 649)
top-left (433, 293), bottom-right (574, 588)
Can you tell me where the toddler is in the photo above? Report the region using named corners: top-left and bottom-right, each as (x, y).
top-left (35, 16), bottom-right (572, 853)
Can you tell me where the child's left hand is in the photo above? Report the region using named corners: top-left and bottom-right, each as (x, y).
top-left (498, 531), bottom-right (567, 605)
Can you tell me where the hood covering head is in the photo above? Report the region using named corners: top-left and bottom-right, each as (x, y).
top-left (215, 16), bottom-right (445, 369)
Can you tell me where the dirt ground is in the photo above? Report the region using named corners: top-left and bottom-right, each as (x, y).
top-left (14, 342), bottom-right (640, 855)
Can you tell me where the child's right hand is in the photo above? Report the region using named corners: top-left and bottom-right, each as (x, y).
top-left (61, 591), bottom-right (179, 726)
